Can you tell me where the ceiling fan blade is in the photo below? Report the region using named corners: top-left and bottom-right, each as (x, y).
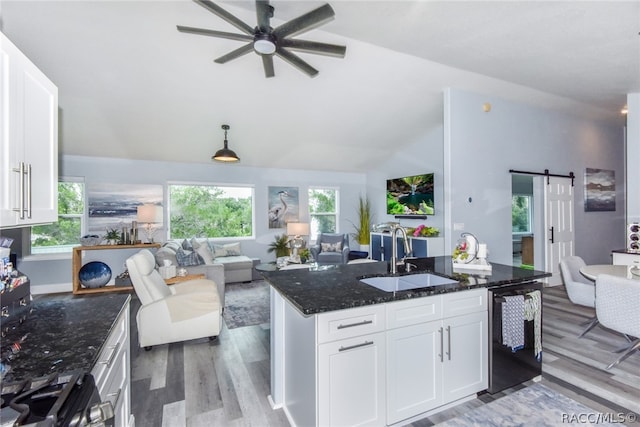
top-left (194, 0), bottom-right (254, 35)
top-left (256, 0), bottom-right (272, 33)
top-left (280, 39), bottom-right (346, 58)
top-left (214, 43), bottom-right (254, 64)
top-left (273, 3), bottom-right (335, 39)
top-left (262, 55), bottom-right (275, 78)
top-left (177, 25), bottom-right (253, 42)
top-left (275, 48), bottom-right (318, 77)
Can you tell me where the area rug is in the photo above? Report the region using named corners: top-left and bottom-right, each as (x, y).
top-left (436, 383), bottom-right (623, 427)
top-left (223, 280), bottom-right (270, 329)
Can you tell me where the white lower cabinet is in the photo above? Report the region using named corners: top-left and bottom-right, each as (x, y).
top-left (612, 251), bottom-right (640, 267)
top-left (318, 332), bottom-right (386, 426)
top-left (386, 289), bottom-right (488, 425)
top-left (274, 289), bottom-right (487, 427)
top-left (91, 302), bottom-right (131, 427)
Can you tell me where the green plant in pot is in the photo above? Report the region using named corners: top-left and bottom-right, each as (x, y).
top-left (267, 234), bottom-right (290, 259)
top-left (350, 195), bottom-right (372, 252)
top-left (298, 248), bottom-right (311, 264)
top-left (104, 228), bottom-right (121, 245)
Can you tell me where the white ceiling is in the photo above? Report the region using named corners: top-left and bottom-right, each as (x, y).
top-left (1, 1), bottom-right (638, 173)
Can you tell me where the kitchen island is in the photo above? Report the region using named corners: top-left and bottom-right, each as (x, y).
top-left (261, 256), bottom-right (550, 427)
top-left (1, 292), bottom-right (131, 426)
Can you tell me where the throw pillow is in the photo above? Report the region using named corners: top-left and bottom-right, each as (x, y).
top-left (211, 244), bottom-right (228, 258)
top-left (195, 243), bottom-right (215, 265)
top-left (321, 242), bottom-right (342, 253)
top-left (155, 247), bottom-right (178, 267)
top-left (224, 242), bottom-right (242, 256)
top-left (190, 238), bottom-right (202, 250)
top-left (181, 239), bottom-right (193, 250)
top-left (163, 240), bottom-right (181, 253)
top-left (175, 247), bottom-right (203, 266)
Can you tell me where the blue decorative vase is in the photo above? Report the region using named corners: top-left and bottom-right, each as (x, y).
top-left (79, 261), bottom-right (112, 288)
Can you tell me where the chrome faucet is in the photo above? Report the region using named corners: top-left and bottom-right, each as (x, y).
top-left (390, 225), bottom-right (412, 274)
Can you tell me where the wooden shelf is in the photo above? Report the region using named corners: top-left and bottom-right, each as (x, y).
top-left (72, 243), bottom-right (160, 295)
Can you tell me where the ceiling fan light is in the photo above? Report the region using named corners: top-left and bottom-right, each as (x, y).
top-left (254, 39), bottom-right (276, 55)
top-left (212, 124), bottom-right (240, 163)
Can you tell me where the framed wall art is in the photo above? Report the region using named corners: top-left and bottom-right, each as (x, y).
top-left (584, 168), bottom-right (615, 212)
top-left (268, 186), bottom-right (299, 228)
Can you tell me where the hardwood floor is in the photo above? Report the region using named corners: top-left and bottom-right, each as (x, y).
top-left (129, 285), bottom-right (640, 426)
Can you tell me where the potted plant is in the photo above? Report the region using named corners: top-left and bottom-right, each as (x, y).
top-left (299, 248), bottom-right (311, 264)
top-left (104, 228), bottom-right (121, 245)
top-left (267, 233), bottom-right (290, 259)
top-left (351, 195), bottom-right (372, 253)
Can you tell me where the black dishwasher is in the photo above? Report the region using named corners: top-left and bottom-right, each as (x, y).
top-left (487, 281), bottom-right (543, 394)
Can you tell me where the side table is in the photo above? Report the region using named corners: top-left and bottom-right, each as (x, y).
top-left (164, 273), bottom-right (206, 285)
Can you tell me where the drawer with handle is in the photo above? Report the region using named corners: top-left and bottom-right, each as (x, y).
top-left (317, 304), bottom-right (385, 344)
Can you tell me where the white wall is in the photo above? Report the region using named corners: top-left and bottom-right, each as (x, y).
top-left (627, 93), bottom-right (640, 223)
top-left (444, 88), bottom-right (625, 265)
top-left (19, 155), bottom-right (366, 289)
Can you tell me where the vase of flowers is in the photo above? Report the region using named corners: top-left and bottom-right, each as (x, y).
top-left (351, 195), bottom-right (372, 253)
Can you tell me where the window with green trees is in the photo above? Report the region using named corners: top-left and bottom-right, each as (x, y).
top-left (169, 184), bottom-right (253, 239)
top-left (308, 188), bottom-right (339, 239)
top-left (31, 180), bottom-right (85, 254)
top-left (512, 195), bottom-right (532, 233)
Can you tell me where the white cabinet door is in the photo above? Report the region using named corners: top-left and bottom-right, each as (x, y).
top-left (386, 321), bottom-right (443, 424)
top-left (442, 311), bottom-right (488, 403)
top-left (0, 33), bottom-right (57, 228)
top-left (612, 252), bottom-right (640, 267)
top-left (318, 332), bottom-right (386, 427)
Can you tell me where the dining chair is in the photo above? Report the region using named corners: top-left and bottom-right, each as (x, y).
top-left (595, 273), bottom-right (640, 369)
top-left (559, 256), bottom-right (598, 337)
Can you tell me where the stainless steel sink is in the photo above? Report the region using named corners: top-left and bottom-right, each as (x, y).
top-left (359, 273), bottom-right (458, 292)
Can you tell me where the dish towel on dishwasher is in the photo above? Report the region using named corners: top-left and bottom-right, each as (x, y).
top-left (524, 290), bottom-right (542, 361)
top-left (502, 295), bottom-right (525, 352)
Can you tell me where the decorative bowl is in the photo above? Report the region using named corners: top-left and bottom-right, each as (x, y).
top-left (80, 235), bottom-right (103, 246)
top-left (79, 261), bottom-right (112, 288)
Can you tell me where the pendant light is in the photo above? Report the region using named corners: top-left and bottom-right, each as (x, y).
top-left (212, 124), bottom-right (240, 162)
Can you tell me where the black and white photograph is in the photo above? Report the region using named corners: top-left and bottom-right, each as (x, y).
top-left (584, 168), bottom-right (616, 212)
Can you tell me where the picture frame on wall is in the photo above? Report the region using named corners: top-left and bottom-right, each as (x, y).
top-left (88, 183), bottom-right (164, 234)
top-left (584, 168), bottom-right (615, 212)
top-left (268, 186), bottom-right (299, 229)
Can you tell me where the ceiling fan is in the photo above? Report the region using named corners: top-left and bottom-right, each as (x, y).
top-left (177, 0), bottom-right (346, 78)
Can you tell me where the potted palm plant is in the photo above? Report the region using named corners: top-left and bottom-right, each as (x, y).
top-left (351, 195), bottom-right (372, 253)
top-left (267, 233), bottom-right (290, 259)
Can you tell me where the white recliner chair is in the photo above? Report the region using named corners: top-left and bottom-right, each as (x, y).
top-left (126, 249), bottom-right (222, 349)
top-left (595, 273), bottom-right (640, 369)
top-left (559, 255), bottom-right (598, 337)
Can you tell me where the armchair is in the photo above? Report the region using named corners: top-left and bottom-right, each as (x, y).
top-left (559, 256), bottom-right (598, 338)
top-left (310, 233), bottom-right (350, 265)
top-left (126, 249), bottom-right (222, 349)
top-left (595, 273), bottom-right (640, 369)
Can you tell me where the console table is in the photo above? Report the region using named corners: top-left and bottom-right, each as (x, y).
top-left (72, 243), bottom-right (160, 295)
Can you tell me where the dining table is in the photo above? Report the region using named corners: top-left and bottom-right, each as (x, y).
top-left (579, 264), bottom-right (640, 281)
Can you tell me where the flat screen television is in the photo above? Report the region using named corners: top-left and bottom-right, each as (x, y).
top-left (386, 173), bottom-right (434, 216)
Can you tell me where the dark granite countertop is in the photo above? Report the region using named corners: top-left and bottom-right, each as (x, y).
top-left (1, 293), bottom-right (130, 383)
top-left (261, 256), bottom-right (551, 316)
top-left (611, 249), bottom-right (640, 255)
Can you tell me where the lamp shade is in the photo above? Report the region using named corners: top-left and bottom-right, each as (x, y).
top-left (137, 204), bottom-right (163, 223)
top-left (287, 222), bottom-right (310, 237)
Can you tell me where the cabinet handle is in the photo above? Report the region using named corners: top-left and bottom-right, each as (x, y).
top-left (12, 162), bottom-right (26, 219)
top-left (438, 327), bottom-right (443, 362)
top-left (337, 319), bottom-right (373, 330)
top-left (446, 325), bottom-right (451, 361)
top-left (338, 340), bottom-right (373, 352)
top-left (26, 163), bottom-right (32, 219)
top-left (107, 387), bottom-right (122, 407)
top-left (100, 341), bottom-right (121, 368)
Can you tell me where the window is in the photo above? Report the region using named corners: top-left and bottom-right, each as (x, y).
top-left (169, 184), bottom-right (254, 239)
top-left (512, 195), bottom-right (532, 233)
top-left (308, 188), bottom-right (339, 240)
top-left (31, 180), bottom-right (85, 254)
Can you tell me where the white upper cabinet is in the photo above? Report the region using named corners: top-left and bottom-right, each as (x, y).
top-left (1, 32), bottom-right (58, 229)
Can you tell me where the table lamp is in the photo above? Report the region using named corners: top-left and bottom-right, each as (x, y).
top-left (287, 222), bottom-right (310, 262)
top-left (137, 204), bottom-right (163, 243)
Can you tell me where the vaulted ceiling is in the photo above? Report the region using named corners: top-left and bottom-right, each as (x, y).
top-left (1, 1), bottom-right (638, 172)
